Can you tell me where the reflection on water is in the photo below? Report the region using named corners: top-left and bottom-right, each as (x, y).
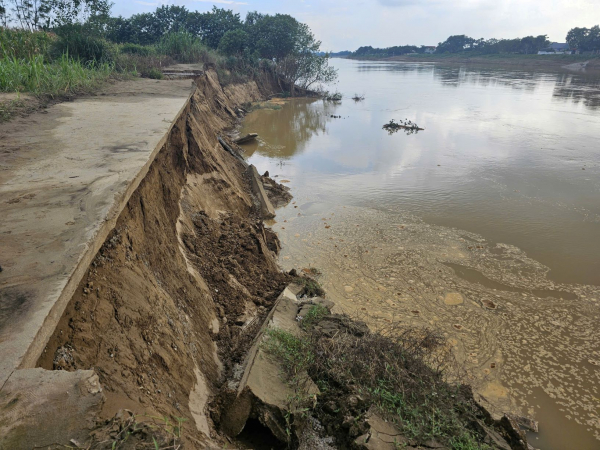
top-left (357, 62), bottom-right (600, 107)
top-left (240, 59), bottom-right (600, 450)
top-left (241, 99), bottom-right (340, 159)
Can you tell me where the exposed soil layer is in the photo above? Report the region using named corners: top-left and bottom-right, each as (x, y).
top-left (36, 70), bottom-right (289, 446)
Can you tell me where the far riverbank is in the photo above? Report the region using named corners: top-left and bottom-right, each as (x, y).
top-left (345, 53), bottom-right (600, 71)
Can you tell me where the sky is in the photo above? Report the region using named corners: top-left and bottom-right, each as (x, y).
top-left (112, 0), bottom-right (600, 52)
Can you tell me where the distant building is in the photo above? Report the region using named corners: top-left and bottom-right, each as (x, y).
top-left (538, 42), bottom-right (571, 55)
top-left (423, 46), bottom-right (437, 54)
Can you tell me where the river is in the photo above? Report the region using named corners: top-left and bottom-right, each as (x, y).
top-left (239, 58), bottom-right (600, 450)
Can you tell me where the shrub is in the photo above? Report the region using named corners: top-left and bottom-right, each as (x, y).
top-left (51, 30), bottom-right (118, 65)
top-left (156, 31), bottom-right (207, 63)
top-left (0, 28), bottom-right (56, 59)
top-left (146, 67), bottom-right (163, 80)
top-left (120, 43), bottom-right (154, 57)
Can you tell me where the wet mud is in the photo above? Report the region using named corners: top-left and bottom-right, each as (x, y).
top-left (271, 203), bottom-right (600, 450)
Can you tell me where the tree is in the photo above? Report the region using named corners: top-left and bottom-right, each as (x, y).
top-left (0, 1), bottom-right (7, 27)
top-left (9, 0), bottom-right (51, 30)
top-left (49, 0), bottom-right (111, 27)
top-left (566, 27), bottom-right (588, 51)
top-left (245, 13), bottom-right (299, 60)
top-left (193, 6), bottom-right (241, 49)
top-left (274, 22), bottom-right (337, 95)
top-left (436, 35), bottom-right (475, 53)
top-left (218, 28), bottom-right (247, 56)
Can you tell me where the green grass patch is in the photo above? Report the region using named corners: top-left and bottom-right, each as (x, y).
top-left (300, 304), bottom-right (328, 330)
top-left (0, 54), bottom-right (115, 97)
top-left (262, 328), bottom-right (314, 383)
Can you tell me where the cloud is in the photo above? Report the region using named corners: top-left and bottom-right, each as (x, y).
top-left (193, 0), bottom-right (249, 4)
top-left (378, 0), bottom-right (420, 6)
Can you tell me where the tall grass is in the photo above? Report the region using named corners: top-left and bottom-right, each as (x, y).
top-left (156, 31), bottom-right (213, 64)
top-left (0, 54), bottom-right (113, 97)
top-left (0, 28), bottom-right (56, 59)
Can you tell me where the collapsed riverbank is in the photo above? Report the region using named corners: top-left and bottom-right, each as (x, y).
top-left (0, 67), bottom-right (534, 449)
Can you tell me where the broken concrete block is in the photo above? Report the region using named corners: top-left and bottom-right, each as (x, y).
top-left (220, 284), bottom-right (319, 443)
top-left (246, 164), bottom-right (275, 219)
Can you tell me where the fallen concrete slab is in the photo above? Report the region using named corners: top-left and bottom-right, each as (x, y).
top-left (247, 164), bottom-right (276, 219)
top-left (0, 79), bottom-right (193, 389)
top-left (221, 284), bottom-right (319, 442)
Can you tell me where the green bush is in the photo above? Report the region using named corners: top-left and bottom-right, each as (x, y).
top-left (52, 26), bottom-right (118, 65)
top-left (156, 32), bottom-right (207, 63)
top-left (120, 43), bottom-right (154, 57)
top-left (146, 67), bottom-right (163, 79)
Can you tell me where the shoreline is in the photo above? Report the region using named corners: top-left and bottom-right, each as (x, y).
top-left (343, 54), bottom-right (600, 72)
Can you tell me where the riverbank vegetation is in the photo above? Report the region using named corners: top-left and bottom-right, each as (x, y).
top-left (264, 312), bottom-right (502, 450)
top-left (0, 1), bottom-right (337, 119)
top-left (348, 25), bottom-right (600, 59)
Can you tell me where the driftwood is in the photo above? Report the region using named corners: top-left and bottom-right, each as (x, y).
top-left (234, 133), bottom-right (258, 145)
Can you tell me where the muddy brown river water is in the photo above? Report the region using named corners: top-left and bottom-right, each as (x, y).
top-left (240, 59), bottom-right (600, 450)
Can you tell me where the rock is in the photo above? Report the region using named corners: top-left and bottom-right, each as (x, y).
top-left (289, 268), bottom-right (298, 277)
top-left (498, 414), bottom-right (529, 450)
top-left (263, 171), bottom-right (270, 177)
top-left (444, 292), bottom-right (464, 305)
top-left (512, 415), bottom-right (539, 433)
top-left (311, 297), bottom-right (335, 310)
top-left (314, 314), bottom-right (369, 338)
top-left (354, 410), bottom-right (408, 450)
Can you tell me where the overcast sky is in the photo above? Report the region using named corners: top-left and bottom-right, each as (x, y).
top-left (112, 0), bottom-right (599, 51)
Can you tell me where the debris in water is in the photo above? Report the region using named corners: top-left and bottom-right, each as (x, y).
top-left (383, 119), bottom-right (424, 135)
top-left (234, 133), bottom-right (258, 145)
top-left (352, 94), bottom-right (365, 101)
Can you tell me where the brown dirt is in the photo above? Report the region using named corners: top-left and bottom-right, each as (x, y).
top-left (36, 70), bottom-right (290, 447)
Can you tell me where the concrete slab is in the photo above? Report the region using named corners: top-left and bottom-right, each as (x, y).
top-left (0, 368), bottom-right (104, 449)
top-left (0, 78), bottom-right (193, 388)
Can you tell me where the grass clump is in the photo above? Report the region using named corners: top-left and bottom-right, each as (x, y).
top-left (300, 304), bottom-right (329, 330)
top-left (262, 328), bottom-right (314, 383)
top-left (263, 315), bottom-right (496, 450)
top-left (294, 276), bottom-right (326, 297)
top-left (0, 98), bottom-right (25, 122)
top-left (0, 54), bottom-right (114, 97)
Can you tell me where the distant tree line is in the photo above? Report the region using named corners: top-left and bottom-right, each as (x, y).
top-left (348, 27), bottom-right (600, 58)
top-left (566, 26), bottom-right (600, 52)
top-left (352, 45), bottom-right (428, 57)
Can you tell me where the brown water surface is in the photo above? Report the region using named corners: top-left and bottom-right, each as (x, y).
top-left (240, 59), bottom-right (600, 450)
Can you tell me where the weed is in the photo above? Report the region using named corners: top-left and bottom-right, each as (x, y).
top-left (262, 328), bottom-right (314, 383)
top-left (323, 90), bottom-right (342, 101)
top-left (300, 304), bottom-right (329, 330)
top-left (294, 276), bottom-right (326, 297)
top-left (0, 98), bottom-right (25, 122)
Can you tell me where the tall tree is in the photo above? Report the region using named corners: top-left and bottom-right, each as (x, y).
top-left (10, 0), bottom-right (51, 30)
top-left (193, 6), bottom-right (241, 49)
top-left (45, 0), bottom-right (112, 27)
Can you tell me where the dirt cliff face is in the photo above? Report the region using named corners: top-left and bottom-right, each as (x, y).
top-left (36, 70), bottom-right (290, 446)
